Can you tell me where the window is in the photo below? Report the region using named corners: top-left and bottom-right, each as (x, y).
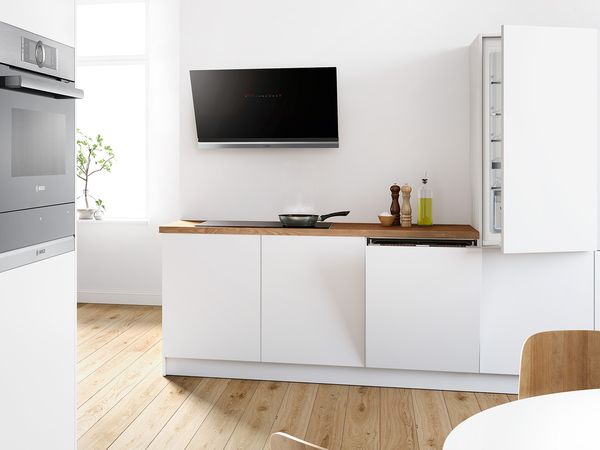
top-left (75, 0), bottom-right (147, 219)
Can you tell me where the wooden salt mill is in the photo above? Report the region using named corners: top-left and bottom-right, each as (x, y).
top-left (390, 183), bottom-right (401, 225)
top-left (400, 183), bottom-right (412, 227)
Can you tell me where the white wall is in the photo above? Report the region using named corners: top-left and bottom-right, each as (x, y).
top-left (77, 0), bottom-right (179, 305)
top-left (0, 1), bottom-right (75, 46)
top-left (179, 0), bottom-right (600, 224)
top-left (80, 0), bottom-right (600, 304)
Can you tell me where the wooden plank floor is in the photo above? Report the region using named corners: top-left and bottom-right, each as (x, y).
top-left (77, 304), bottom-right (517, 450)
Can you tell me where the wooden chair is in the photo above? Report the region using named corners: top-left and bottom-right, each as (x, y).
top-left (270, 432), bottom-right (328, 450)
top-left (518, 330), bottom-right (600, 399)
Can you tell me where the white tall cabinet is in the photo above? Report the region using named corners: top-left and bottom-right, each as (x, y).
top-left (0, 4), bottom-right (76, 449)
top-left (0, 0), bottom-right (75, 46)
top-left (471, 25), bottom-right (598, 375)
top-left (0, 253), bottom-right (75, 450)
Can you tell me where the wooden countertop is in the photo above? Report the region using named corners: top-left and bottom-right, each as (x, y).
top-left (159, 220), bottom-right (479, 240)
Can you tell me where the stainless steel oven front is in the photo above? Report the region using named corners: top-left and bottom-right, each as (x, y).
top-left (0, 21), bottom-right (83, 254)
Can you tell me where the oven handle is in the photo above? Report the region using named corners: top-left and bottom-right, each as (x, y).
top-left (2, 75), bottom-right (84, 99)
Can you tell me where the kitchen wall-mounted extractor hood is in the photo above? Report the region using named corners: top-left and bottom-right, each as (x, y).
top-left (190, 67), bottom-right (339, 148)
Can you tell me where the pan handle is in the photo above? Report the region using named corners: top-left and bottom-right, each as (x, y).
top-left (319, 211), bottom-right (350, 221)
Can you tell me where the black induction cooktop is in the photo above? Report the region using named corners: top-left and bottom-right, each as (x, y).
top-left (195, 220), bottom-right (332, 229)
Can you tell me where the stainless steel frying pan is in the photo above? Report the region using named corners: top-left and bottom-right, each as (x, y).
top-left (278, 211), bottom-right (350, 228)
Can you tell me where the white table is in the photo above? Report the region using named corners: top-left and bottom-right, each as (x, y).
top-left (443, 389), bottom-right (600, 450)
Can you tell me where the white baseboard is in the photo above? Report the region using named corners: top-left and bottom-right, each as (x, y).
top-left (164, 357), bottom-right (519, 394)
top-left (77, 290), bottom-right (161, 306)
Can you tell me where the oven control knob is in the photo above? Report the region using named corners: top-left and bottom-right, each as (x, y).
top-left (35, 40), bottom-right (46, 67)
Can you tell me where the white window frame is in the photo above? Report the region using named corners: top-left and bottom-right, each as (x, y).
top-left (75, 0), bottom-right (149, 221)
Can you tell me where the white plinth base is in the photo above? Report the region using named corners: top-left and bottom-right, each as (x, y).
top-left (164, 357), bottom-right (518, 394)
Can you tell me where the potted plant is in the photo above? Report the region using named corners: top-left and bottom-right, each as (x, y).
top-left (76, 130), bottom-right (114, 219)
top-left (93, 199), bottom-right (106, 220)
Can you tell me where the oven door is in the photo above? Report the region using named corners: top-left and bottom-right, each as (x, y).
top-left (0, 68), bottom-right (76, 214)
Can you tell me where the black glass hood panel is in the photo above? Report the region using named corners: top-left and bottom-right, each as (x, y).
top-left (190, 67), bottom-right (338, 148)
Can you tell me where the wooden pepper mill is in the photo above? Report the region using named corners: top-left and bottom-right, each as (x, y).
top-left (390, 183), bottom-right (401, 225)
top-left (400, 183), bottom-right (412, 227)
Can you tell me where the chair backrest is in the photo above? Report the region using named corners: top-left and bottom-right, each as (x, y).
top-left (519, 330), bottom-right (600, 399)
top-left (270, 432), bottom-right (328, 450)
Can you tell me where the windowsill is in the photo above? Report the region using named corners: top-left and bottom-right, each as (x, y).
top-left (77, 218), bottom-right (150, 225)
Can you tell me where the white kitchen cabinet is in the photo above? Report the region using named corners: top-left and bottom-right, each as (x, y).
top-left (480, 249), bottom-right (594, 375)
top-left (366, 244), bottom-right (481, 373)
top-left (470, 26), bottom-right (597, 253)
top-left (162, 234), bottom-right (261, 362)
top-left (0, 252), bottom-right (75, 450)
top-left (0, 1), bottom-right (75, 46)
top-left (261, 236), bottom-right (365, 367)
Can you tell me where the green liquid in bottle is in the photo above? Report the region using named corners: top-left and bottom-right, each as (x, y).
top-left (418, 198), bottom-right (433, 226)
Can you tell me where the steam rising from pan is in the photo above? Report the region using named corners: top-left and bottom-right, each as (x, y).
top-left (282, 202), bottom-right (316, 214)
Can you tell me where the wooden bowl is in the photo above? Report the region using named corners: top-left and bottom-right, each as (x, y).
top-left (378, 215), bottom-right (395, 226)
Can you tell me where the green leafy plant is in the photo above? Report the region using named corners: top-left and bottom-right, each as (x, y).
top-left (95, 199), bottom-right (106, 212)
top-left (76, 130), bottom-right (115, 210)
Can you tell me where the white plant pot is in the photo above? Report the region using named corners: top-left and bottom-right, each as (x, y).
top-left (77, 208), bottom-right (96, 220)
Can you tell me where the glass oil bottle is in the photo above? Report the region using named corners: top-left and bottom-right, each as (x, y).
top-left (417, 174), bottom-right (433, 226)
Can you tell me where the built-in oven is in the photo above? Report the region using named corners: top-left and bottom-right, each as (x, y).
top-left (0, 21), bottom-right (83, 256)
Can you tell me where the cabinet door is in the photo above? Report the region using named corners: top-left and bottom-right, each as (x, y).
top-left (366, 246), bottom-right (481, 373)
top-left (261, 236), bottom-right (365, 367)
top-left (480, 250), bottom-right (594, 375)
top-left (0, 252), bottom-right (75, 450)
top-left (502, 25), bottom-right (597, 253)
top-left (162, 234), bottom-right (261, 362)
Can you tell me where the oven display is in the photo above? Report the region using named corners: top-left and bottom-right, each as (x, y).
top-left (22, 37), bottom-right (57, 70)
